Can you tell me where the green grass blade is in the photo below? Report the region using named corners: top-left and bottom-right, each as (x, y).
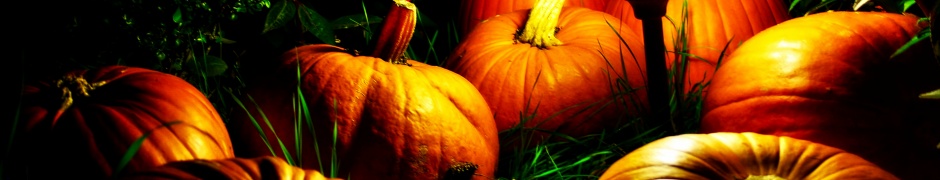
top-left (891, 28), bottom-right (930, 59)
top-left (113, 121), bottom-right (183, 176)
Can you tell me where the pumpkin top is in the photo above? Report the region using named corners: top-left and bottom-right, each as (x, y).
top-left (600, 132), bottom-right (899, 180)
top-left (517, 0), bottom-right (567, 48)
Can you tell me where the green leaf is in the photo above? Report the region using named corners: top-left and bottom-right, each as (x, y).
top-left (331, 14), bottom-right (383, 30)
top-left (921, 88), bottom-right (940, 99)
top-left (891, 29), bottom-right (930, 59)
top-left (186, 55), bottom-right (229, 76)
top-left (263, 0), bottom-right (297, 34)
top-left (172, 8), bottom-right (182, 23)
top-left (900, 0), bottom-right (916, 12)
top-left (298, 5), bottom-right (335, 45)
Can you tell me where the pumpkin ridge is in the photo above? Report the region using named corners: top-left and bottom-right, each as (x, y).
top-left (75, 109), bottom-right (117, 175)
top-left (652, 137), bottom-right (735, 178)
top-left (690, 134), bottom-right (750, 177)
top-left (97, 106), bottom-right (155, 171)
top-left (709, 133), bottom-right (759, 176)
top-left (117, 90), bottom-right (202, 160)
top-left (787, 136), bottom-right (839, 177)
top-left (814, 153), bottom-right (879, 178)
top-left (821, 18), bottom-right (895, 59)
top-left (703, 95), bottom-right (888, 127)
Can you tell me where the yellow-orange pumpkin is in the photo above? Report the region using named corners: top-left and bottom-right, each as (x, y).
top-left (446, 0), bottom-right (648, 142)
top-left (701, 11), bottom-right (940, 179)
top-left (11, 65), bottom-right (234, 179)
top-left (230, 1), bottom-right (500, 179)
top-left (600, 132), bottom-right (899, 179)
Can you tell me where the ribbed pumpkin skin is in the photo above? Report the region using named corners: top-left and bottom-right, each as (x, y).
top-left (446, 7), bottom-right (648, 140)
top-left (231, 44), bottom-right (500, 180)
top-left (458, 0), bottom-right (606, 37)
top-left (121, 156), bottom-right (339, 180)
top-left (605, 0), bottom-right (790, 91)
top-left (600, 132), bottom-right (899, 180)
top-left (701, 12), bottom-right (940, 179)
top-left (13, 65), bottom-right (234, 179)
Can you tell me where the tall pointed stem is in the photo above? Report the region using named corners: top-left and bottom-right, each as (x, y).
top-left (372, 0), bottom-right (417, 65)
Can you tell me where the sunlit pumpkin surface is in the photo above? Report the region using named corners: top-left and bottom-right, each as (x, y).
top-left (600, 132), bottom-right (899, 180)
top-left (447, 6), bottom-right (648, 141)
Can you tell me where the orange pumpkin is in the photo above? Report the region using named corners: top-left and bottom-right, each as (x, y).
top-left (458, 0), bottom-right (606, 37)
top-left (600, 132), bottom-right (899, 179)
top-left (605, 0), bottom-right (790, 92)
top-left (446, 0), bottom-right (647, 142)
top-left (11, 65), bottom-right (234, 179)
top-left (120, 156), bottom-right (340, 180)
top-left (230, 1), bottom-right (500, 179)
top-left (701, 11), bottom-right (940, 179)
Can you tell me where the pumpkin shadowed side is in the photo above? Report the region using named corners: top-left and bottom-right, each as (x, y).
top-left (701, 11), bottom-right (940, 179)
top-left (12, 65), bottom-right (234, 179)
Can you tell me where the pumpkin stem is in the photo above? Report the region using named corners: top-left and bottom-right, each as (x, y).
top-left (372, 0), bottom-right (417, 65)
top-left (517, 0), bottom-right (565, 48)
top-left (54, 74), bottom-right (106, 117)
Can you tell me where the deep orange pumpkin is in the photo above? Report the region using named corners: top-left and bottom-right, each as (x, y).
top-left (701, 11), bottom-right (940, 179)
top-left (605, 0), bottom-right (790, 92)
top-left (458, 0), bottom-right (607, 37)
top-left (230, 1), bottom-right (500, 179)
top-left (600, 132), bottom-right (899, 179)
top-left (11, 65), bottom-right (234, 179)
top-left (120, 156), bottom-right (340, 180)
top-left (447, 0), bottom-right (648, 142)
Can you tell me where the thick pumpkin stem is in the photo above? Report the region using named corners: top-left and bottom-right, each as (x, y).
top-left (517, 0), bottom-right (565, 48)
top-left (54, 74), bottom-right (106, 118)
top-left (372, 0), bottom-right (417, 65)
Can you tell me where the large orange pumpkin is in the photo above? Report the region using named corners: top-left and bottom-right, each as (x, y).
top-left (446, 0), bottom-right (647, 142)
top-left (121, 156), bottom-right (340, 180)
top-left (600, 132), bottom-right (899, 179)
top-left (701, 11), bottom-right (940, 179)
top-left (11, 65), bottom-right (234, 179)
top-left (605, 0), bottom-right (790, 92)
top-left (230, 1), bottom-right (500, 179)
top-left (457, 0), bottom-right (606, 37)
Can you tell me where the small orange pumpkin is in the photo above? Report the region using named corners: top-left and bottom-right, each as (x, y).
top-left (600, 132), bottom-right (899, 180)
